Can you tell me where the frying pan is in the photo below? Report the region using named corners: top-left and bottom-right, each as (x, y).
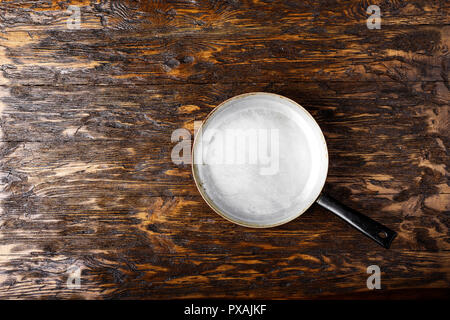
top-left (192, 92), bottom-right (397, 248)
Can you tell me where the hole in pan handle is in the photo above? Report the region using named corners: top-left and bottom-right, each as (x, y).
top-left (316, 193), bottom-right (397, 249)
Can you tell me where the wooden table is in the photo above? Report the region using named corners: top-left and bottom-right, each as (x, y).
top-left (0, 0), bottom-right (448, 299)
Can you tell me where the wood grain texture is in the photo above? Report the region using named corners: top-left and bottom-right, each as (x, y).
top-left (0, 0), bottom-right (449, 299)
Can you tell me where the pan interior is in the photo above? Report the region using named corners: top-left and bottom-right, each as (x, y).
top-left (193, 93), bottom-right (328, 227)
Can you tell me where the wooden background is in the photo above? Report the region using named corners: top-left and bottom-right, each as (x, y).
top-left (0, 0), bottom-right (448, 299)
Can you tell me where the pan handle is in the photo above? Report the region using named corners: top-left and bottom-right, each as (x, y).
top-left (316, 193), bottom-right (397, 249)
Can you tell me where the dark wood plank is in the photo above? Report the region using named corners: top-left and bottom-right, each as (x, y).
top-left (0, 82), bottom-right (448, 141)
top-left (0, 248), bottom-right (448, 299)
top-left (0, 190), bottom-right (448, 298)
top-left (1, 0), bottom-right (449, 32)
top-left (1, 25), bottom-right (448, 84)
top-left (1, 1), bottom-right (449, 85)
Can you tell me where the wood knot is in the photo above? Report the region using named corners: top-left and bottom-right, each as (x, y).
top-left (164, 58), bottom-right (180, 71)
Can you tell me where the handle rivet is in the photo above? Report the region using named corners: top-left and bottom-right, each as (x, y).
top-left (378, 231), bottom-right (388, 239)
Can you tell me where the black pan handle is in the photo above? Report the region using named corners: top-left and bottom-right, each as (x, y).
top-left (316, 193), bottom-right (397, 249)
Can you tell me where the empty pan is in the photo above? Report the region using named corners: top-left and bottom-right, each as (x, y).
top-left (192, 92), bottom-right (397, 248)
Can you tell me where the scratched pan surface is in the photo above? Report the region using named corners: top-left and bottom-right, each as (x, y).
top-left (192, 92), bottom-right (328, 227)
